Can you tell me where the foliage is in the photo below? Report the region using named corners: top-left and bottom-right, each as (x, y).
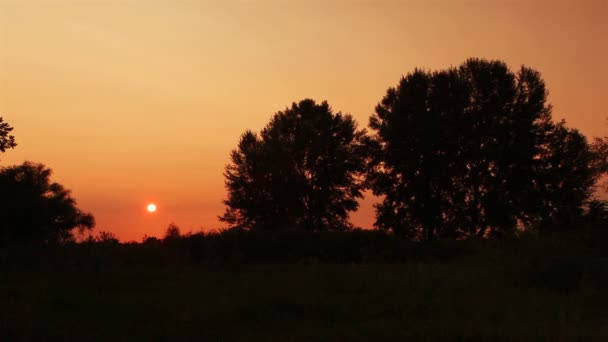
top-left (0, 116), bottom-right (17, 156)
top-left (587, 199), bottom-right (608, 226)
top-left (590, 131), bottom-right (608, 190)
top-left (534, 122), bottom-right (599, 232)
top-left (0, 162), bottom-right (95, 245)
top-left (221, 99), bottom-right (367, 232)
top-left (2, 233), bottom-right (608, 341)
top-left (96, 231), bottom-right (119, 245)
top-left (367, 58), bottom-right (598, 239)
top-left (163, 222), bottom-right (181, 242)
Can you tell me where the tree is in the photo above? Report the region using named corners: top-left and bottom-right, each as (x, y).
top-left (163, 222), bottom-right (181, 242)
top-left (368, 58), bottom-right (597, 239)
top-left (96, 231), bottom-right (119, 245)
top-left (0, 117), bottom-right (17, 156)
top-left (0, 162), bottom-right (95, 245)
top-left (220, 99), bottom-right (367, 231)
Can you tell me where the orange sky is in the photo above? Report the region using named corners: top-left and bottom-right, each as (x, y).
top-left (1, 0), bottom-right (607, 241)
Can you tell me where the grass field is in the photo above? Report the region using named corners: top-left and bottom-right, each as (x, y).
top-left (2, 234), bottom-right (608, 341)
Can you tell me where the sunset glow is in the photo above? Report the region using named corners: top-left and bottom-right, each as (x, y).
top-left (1, 1), bottom-right (606, 241)
top-left (147, 203), bottom-right (157, 213)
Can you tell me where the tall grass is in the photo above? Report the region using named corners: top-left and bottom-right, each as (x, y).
top-left (1, 230), bottom-right (607, 341)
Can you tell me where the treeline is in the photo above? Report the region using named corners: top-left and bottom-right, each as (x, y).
top-left (4, 227), bottom-right (608, 297)
top-left (1, 58), bottom-right (608, 247)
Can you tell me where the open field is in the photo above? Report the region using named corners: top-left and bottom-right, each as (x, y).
top-left (2, 234), bottom-right (608, 341)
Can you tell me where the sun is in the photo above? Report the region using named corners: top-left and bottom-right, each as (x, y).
top-left (146, 203), bottom-right (157, 213)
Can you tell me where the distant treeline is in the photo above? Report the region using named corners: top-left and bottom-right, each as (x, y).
top-left (1, 58), bottom-right (608, 246)
top-left (3, 228), bottom-right (608, 296)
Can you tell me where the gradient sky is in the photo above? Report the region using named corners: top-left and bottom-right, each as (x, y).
top-left (1, 0), bottom-right (607, 241)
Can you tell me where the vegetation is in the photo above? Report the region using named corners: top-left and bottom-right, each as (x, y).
top-left (2, 59), bottom-right (608, 340)
top-left (2, 231), bottom-right (608, 341)
top-left (0, 116), bottom-right (17, 155)
top-left (0, 162), bottom-right (94, 245)
top-left (367, 59), bottom-right (598, 239)
top-left (221, 99), bottom-right (367, 232)
top-left (0, 118), bottom-right (93, 246)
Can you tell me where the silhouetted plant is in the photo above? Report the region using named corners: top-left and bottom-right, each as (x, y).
top-left (96, 231), bottom-right (119, 245)
top-left (533, 122), bottom-right (598, 232)
top-left (0, 117), bottom-right (17, 157)
top-left (587, 199), bottom-right (608, 227)
top-left (163, 222), bottom-right (181, 242)
top-left (590, 128), bottom-right (608, 190)
top-left (220, 99), bottom-right (367, 232)
top-left (367, 58), bottom-right (597, 239)
top-left (585, 199), bottom-right (608, 243)
top-left (142, 235), bottom-right (161, 244)
top-left (0, 162), bottom-right (95, 245)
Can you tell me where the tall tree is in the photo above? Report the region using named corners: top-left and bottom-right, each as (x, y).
top-left (368, 58), bottom-right (596, 239)
top-left (0, 162), bottom-right (95, 245)
top-left (221, 99), bottom-right (366, 231)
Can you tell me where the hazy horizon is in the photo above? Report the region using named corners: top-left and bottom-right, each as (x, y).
top-left (1, 0), bottom-right (607, 241)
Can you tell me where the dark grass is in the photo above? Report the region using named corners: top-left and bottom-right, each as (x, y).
top-left (2, 231), bottom-right (608, 341)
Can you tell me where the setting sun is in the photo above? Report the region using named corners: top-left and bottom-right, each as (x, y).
top-left (147, 203), bottom-right (157, 213)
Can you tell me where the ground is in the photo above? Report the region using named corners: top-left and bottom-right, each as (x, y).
top-left (2, 254), bottom-right (608, 341)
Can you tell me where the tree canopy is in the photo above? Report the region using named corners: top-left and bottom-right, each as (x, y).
top-left (0, 117), bottom-right (17, 156)
top-left (221, 99), bottom-right (367, 231)
top-left (0, 162), bottom-right (95, 245)
top-left (367, 58), bottom-right (598, 239)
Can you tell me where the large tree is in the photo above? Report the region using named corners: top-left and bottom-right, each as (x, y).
top-left (368, 58), bottom-right (597, 239)
top-left (0, 162), bottom-right (95, 245)
top-left (220, 99), bottom-right (366, 231)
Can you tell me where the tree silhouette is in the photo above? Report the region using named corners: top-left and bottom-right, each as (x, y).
top-left (0, 162), bottom-right (95, 245)
top-left (534, 122), bottom-right (598, 232)
top-left (0, 117), bottom-right (17, 156)
top-left (96, 231), bottom-right (119, 245)
top-left (163, 222), bottom-right (181, 242)
top-left (221, 99), bottom-right (367, 231)
top-left (368, 58), bottom-right (597, 239)
top-left (590, 129), bottom-right (608, 191)
top-left (586, 199), bottom-right (608, 230)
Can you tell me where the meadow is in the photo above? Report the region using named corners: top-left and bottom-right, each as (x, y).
top-left (2, 231), bottom-right (608, 341)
